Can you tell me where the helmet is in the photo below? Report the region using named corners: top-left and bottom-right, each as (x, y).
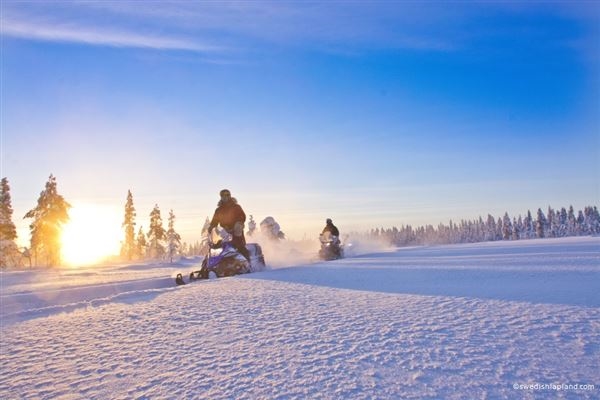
top-left (326, 218), bottom-right (332, 224)
top-left (220, 189), bottom-right (232, 202)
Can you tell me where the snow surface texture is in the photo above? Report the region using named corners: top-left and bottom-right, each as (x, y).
top-left (1, 237), bottom-right (599, 399)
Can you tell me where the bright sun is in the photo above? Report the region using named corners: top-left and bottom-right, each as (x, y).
top-left (61, 203), bottom-right (122, 267)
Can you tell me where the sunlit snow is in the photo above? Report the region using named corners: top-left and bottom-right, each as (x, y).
top-left (1, 236), bottom-right (598, 399)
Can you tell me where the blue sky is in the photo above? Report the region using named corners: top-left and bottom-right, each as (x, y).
top-left (1, 1), bottom-right (599, 250)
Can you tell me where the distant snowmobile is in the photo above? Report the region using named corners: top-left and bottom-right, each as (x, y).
top-left (318, 231), bottom-right (344, 261)
top-left (176, 229), bottom-right (266, 285)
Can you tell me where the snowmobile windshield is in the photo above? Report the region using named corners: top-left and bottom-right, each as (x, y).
top-left (209, 228), bottom-right (233, 248)
top-left (320, 231), bottom-right (336, 243)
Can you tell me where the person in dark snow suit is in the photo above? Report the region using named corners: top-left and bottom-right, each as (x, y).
top-left (209, 189), bottom-right (251, 262)
top-left (321, 218), bottom-right (340, 237)
top-left (321, 218), bottom-right (341, 257)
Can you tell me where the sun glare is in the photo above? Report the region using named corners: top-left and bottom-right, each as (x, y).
top-left (61, 203), bottom-right (122, 267)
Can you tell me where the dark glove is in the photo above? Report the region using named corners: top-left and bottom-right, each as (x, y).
top-left (233, 222), bottom-right (244, 237)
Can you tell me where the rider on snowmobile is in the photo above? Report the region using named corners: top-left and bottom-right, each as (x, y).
top-left (322, 218), bottom-right (340, 237)
top-left (320, 218), bottom-right (342, 258)
top-left (208, 189), bottom-right (251, 262)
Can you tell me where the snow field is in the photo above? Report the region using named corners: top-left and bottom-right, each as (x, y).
top-left (1, 236), bottom-right (599, 399)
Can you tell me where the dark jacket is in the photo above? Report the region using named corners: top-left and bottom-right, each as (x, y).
top-left (209, 198), bottom-right (246, 232)
top-left (322, 222), bottom-right (339, 237)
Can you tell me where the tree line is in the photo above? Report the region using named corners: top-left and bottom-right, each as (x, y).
top-left (121, 189), bottom-right (184, 263)
top-left (361, 205), bottom-right (600, 246)
top-left (0, 175), bottom-right (185, 268)
top-left (1, 175), bottom-right (598, 268)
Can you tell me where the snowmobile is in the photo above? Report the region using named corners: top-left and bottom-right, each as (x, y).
top-left (318, 231), bottom-right (344, 261)
top-left (176, 229), bottom-right (266, 285)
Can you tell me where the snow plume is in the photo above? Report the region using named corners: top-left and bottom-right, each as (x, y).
top-left (244, 215), bottom-right (395, 267)
top-left (248, 233), bottom-right (318, 268)
top-left (247, 231), bottom-right (394, 268)
top-left (342, 232), bottom-right (396, 257)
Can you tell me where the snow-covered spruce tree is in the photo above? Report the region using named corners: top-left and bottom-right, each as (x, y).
top-left (547, 206), bottom-right (558, 238)
top-left (512, 216), bottom-right (521, 240)
top-left (199, 216), bottom-right (211, 255)
top-left (584, 206), bottom-right (600, 234)
top-left (567, 205), bottom-right (577, 236)
top-left (557, 207), bottom-right (568, 237)
top-left (496, 217), bottom-right (503, 240)
top-left (535, 208), bottom-right (546, 239)
top-left (502, 212), bottom-right (512, 240)
top-left (23, 174), bottom-right (71, 267)
top-left (166, 209), bottom-right (181, 263)
top-left (201, 217), bottom-right (211, 237)
top-left (592, 206), bottom-right (600, 234)
top-left (147, 205), bottom-right (166, 259)
top-left (136, 226), bottom-right (147, 259)
top-left (180, 242), bottom-right (189, 256)
top-left (485, 214), bottom-right (496, 241)
top-left (521, 211), bottom-right (532, 239)
top-left (577, 210), bottom-right (585, 235)
top-left (247, 214), bottom-right (256, 236)
top-left (121, 190), bottom-right (136, 261)
top-left (0, 177), bottom-right (20, 268)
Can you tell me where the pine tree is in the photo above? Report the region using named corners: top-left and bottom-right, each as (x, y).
top-left (523, 210), bottom-right (534, 239)
top-left (23, 174), bottom-right (71, 267)
top-left (201, 217), bottom-right (211, 237)
top-left (121, 190), bottom-right (136, 261)
top-left (180, 242), bottom-right (189, 256)
top-left (485, 214), bottom-right (496, 241)
top-left (502, 212), bottom-right (512, 240)
top-left (584, 206), bottom-right (600, 234)
top-left (496, 217), bottom-right (503, 240)
top-left (512, 216), bottom-right (521, 240)
top-left (1, 177), bottom-right (19, 268)
top-left (136, 226), bottom-right (147, 259)
top-left (548, 206), bottom-right (562, 238)
top-left (535, 208), bottom-right (546, 238)
top-left (166, 209), bottom-right (181, 263)
top-left (200, 217), bottom-right (211, 255)
top-left (567, 205), bottom-right (577, 236)
top-left (577, 210), bottom-right (585, 235)
top-left (0, 177), bottom-right (17, 242)
top-left (147, 205), bottom-right (166, 259)
top-left (558, 207), bottom-right (568, 237)
top-left (247, 215), bottom-right (256, 237)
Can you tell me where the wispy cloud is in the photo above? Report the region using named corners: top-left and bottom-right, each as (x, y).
top-left (2, 1), bottom-right (595, 56)
top-left (1, 18), bottom-right (223, 53)
top-left (1, 1), bottom-right (459, 54)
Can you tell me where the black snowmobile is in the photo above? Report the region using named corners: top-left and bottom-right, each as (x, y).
top-left (318, 231), bottom-right (344, 261)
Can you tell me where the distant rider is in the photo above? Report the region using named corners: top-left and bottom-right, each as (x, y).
top-left (322, 218), bottom-right (340, 237)
top-left (321, 218), bottom-right (341, 257)
top-left (209, 189), bottom-right (251, 262)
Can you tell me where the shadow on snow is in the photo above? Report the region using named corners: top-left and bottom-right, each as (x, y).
top-left (244, 240), bottom-right (600, 308)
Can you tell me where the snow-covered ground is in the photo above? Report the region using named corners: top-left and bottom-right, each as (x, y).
top-left (1, 236), bottom-right (599, 399)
